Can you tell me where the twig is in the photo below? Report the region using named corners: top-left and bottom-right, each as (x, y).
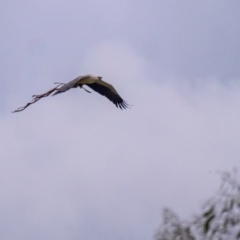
top-left (12, 85), bottom-right (61, 113)
top-left (54, 82), bottom-right (65, 85)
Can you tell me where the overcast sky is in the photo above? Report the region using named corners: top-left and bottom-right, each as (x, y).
top-left (1, 1), bottom-right (240, 240)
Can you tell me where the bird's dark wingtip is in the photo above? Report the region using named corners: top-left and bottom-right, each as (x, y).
top-left (116, 100), bottom-right (131, 110)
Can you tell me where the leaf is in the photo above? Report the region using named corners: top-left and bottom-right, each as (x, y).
top-left (203, 215), bottom-right (215, 234)
top-left (203, 206), bottom-right (214, 217)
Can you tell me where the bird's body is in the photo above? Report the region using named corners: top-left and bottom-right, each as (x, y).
top-left (12, 74), bottom-right (130, 113)
top-left (53, 74), bottom-right (129, 109)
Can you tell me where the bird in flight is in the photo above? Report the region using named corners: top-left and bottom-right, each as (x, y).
top-left (12, 75), bottom-right (130, 113)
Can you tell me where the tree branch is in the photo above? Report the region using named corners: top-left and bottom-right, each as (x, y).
top-left (12, 85), bottom-right (61, 113)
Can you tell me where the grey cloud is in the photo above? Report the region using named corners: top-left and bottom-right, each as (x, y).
top-left (1, 1), bottom-right (240, 240)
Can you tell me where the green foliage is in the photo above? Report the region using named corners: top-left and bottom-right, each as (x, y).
top-left (155, 208), bottom-right (195, 240)
top-left (155, 170), bottom-right (240, 240)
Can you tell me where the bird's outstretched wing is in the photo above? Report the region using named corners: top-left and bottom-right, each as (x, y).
top-left (86, 80), bottom-right (129, 109)
top-left (52, 76), bottom-right (84, 96)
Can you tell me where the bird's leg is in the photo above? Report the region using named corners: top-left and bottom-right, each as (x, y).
top-left (83, 87), bottom-right (91, 93)
top-left (80, 86), bottom-right (91, 93)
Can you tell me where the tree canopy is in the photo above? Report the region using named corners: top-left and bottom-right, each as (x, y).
top-left (155, 170), bottom-right (240, 240)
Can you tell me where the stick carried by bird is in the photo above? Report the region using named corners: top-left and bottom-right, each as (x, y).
top-left (12, 75), bottom-right (130, 113)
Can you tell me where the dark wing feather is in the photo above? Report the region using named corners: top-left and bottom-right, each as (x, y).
top-left (86, 82), bottom-right (129, 109)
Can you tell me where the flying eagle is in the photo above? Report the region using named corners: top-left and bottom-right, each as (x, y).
top-left (12, 75), bottom-right (130, 113)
